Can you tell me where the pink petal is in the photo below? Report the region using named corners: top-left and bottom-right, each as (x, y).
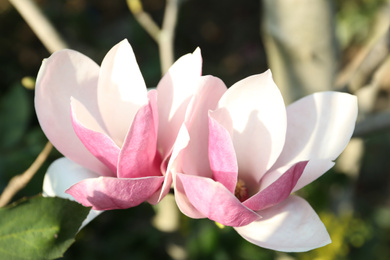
top-left (157, 48), bottom-right (202, 159)
top-left (177, 173), bottom-right (260, 227)
top-left (216, 70), bottom-right (287, 189)
top-left (174, 172), bottom-right (205, 219)
top-left (235, 195), bottom-right (331, 252)
top-left (43, 157), bottom-right (100, 200)
top-left (243, 161), bottom-right (308, 211)
top-left (208, 115), bottom-right (238, 193)
top-left (166, 125), bottom-right (204, 218)
top-left (35, 50), bottom-right (111, 176)
top-left (260, 160), bottom-right (334, 193)
top-left (168, 77), bottom-right (227, 215)
top-left (118, 90), bottom-right (161, 179)
top-left (270, 92), bottom-right (357, 189)
top-left (179, 76), bottom-right (227, 178)
top-left (293, 159), bottom-right (335, 192)
top-left (156, 170), bottom-right (173, 203)
top-left (71, 100), bottom-right (119, 175)
top-left (156, 125), bottom-right (186, 204)
top-left (66, 176), bottom-right (165, 210)
top-left (97, 39), bottom-right (148, 147)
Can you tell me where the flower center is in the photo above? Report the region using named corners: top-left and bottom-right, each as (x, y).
top-left (235, 178), bottom-right (249, 202)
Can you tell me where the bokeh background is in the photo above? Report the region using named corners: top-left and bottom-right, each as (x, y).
top-left (1, 0), bottom-right (390, 259)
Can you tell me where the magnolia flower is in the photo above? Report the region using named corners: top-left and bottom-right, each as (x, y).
top-left (170, 72), bottom-right (357, 252)
top-left (36, 39), bottom-right (202, 212)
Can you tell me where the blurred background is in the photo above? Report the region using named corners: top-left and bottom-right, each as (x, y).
top-left (1, 0), bottom-right (390, 259)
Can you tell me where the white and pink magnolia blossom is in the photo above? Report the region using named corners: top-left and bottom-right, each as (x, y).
top-left (169, 72), bottom-right (357, 252)
top-left (36, 39), bottom-right (202, 211)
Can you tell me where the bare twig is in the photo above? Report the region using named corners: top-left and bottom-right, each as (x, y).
top-left (127, 0), bottom-right (179, 74)
top-left (9, 0), bottom-right (68, 52)
top-left (0, 142), bottom-right (53, 207)
top-left (159, 0), bottom-right (179, 74)
top-left (127, 0), bottom-right (160, 42)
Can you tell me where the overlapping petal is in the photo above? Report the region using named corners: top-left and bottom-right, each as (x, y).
top-left (118, 90), bottom-right (161, 179)
top-left (270, 92), bottom-right (358, 189)
top-left (179, 76), bottom-right (227, 178)
top-left (97, 39), bottom-right (148, 147)
top-left (157, 48), bottom-right (202, 158)
top-left (43, 157), bottom-right (100, 199)
top-left (71, 99), bottom-right (119, 175)
top-left (215, 71), bottom-right (287, 189)
top-left (66, 175), bottom-right (165, 210)
top-left (35, 50), bottom-right (111, 176)
top-left (177, 173), bottom-right (260, 227)
top-left (243, 161), bottom-right (308, 211)
top-left (208, 115), bottom-right (238, 193)
top-left (170, 126), bottom-right (205, 218)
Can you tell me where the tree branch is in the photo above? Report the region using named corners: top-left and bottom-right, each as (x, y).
top-left (158, 0), bottom-right (179, 74)
top-left (127, 0), bottom-right (160, 42)
top-left (0, 142), bottom-right (53, 207)
top-left (9, 0), bottom-right (68, 52)
top-left (127, 0), bottom-right (179, 74)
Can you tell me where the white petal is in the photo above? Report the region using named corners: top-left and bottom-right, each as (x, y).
top-left (217, 70), bottom-right (287, 186)
top-left (43, 157), bottom-right (100, 199)
top-left (97, 39), bottom-right (148, 147)
top-left (260, 159), bottom-right (335, 193)
top-left (269, 92), bottom-right (357, 188)
top-left (235, 195), bottom-right (331, 252)
top-left (157, 48), bottom-right (202, 157)
top-left (35, 50), bottom-right (111, 175)
top-left (42, 157), bottom-right (103, 229)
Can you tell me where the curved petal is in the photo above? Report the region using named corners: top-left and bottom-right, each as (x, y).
top-left (270, 92), bottom-right (357, 187)
top-left (235, 195), bottom-right (331, 252)
top-left (260, 159), bottom-right (335, 193)
top-left (243, 161), bottom-right (308, 211)
top-left (208, 115), bottom-right (238, 193)
top-left (43, 157), bottom-right (101, 199)
top-left (160, 125), bottom-right (191, 205)
top-left (71, 99), bottom-right (119, 175)
top-left (180, 76), bottom-right (227, 178)
top-left (157, 48), bottom-right (202, 158)
top-left (42, 157), bottom-right (103, 229)
top-left (35, 50), bottom-right (111, 176)
top-left (174, 172), bottom-right (205, 219)
top-left (118, 90), bottom-right (161, 178)
top-left (216, 70), bottom-right (287, 189)
top-left (168, 125), bottom-right (204, 218)
top-left (177, 173), bottom-right (260, 227)
top-left (66, 175), bottom-right (165, 210)
top-left (293, 159), bottom-right (335, 192)
top-left (97, 39), bottom-right (148, 147)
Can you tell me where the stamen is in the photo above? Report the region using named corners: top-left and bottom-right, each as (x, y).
top-left (235, 178), bottom-right (249, 202)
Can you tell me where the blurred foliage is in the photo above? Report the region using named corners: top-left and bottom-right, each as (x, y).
top-left (0, 0), bottom-right (390, 259)
top-left (335, 0), bottom-right (388, 49)
top-left (295, 211), bottom-right (373, 260)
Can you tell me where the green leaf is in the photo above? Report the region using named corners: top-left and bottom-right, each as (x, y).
top-left (0, 196), bottom-right (90, 260)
